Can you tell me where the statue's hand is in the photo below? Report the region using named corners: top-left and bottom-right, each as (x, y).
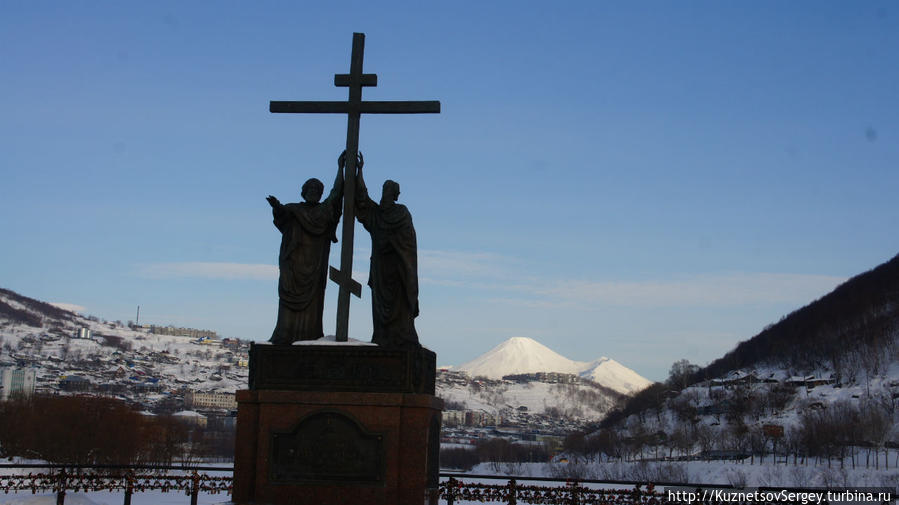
top-left (356, 151), bottom-right (364, 170)
top-left (266, 195), bottom-right (280, 207)
top-left (338, 150), bottom-right (347, 169)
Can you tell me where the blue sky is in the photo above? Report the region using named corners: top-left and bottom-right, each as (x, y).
top-left (2, 2), bottom-right (897, 381)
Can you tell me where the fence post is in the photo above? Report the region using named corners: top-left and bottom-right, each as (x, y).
top-left (56, 468), bottom-right (66, 505)
top-left (508, 478), bottom-right (517, 505)
top-left (123, 470), bottom-right (133, 505)
top-left (190, 470), bottom-right (199, 505)
top-left (446, 477), bottom-right (456, 505)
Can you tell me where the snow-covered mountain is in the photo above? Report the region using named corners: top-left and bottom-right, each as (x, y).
top-left (456, 336), bottom-right (651, 395)
top-left (580, 357), bottom-right (653, 395)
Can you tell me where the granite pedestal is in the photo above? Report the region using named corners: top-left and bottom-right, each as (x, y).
top-left (232, 344), bottom-right (442, 505)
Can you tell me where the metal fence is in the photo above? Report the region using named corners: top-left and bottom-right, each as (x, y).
top-left (0, 464), bottom-right (231, 505)
top-left (440, 476), bottom-right (666, 504)
top-left (437, 474), bottom-right (895, 505)
top-left (0, 465), bottom-right (875, 505)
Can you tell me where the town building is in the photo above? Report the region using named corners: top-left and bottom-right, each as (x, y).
top-left (147, 325), bottom-right (217, 340)
top-left (502, 372), bottom-right (580, 384)
top-left (1, 367), bottom-right (36, 400)
top-left (185, 390), bottom-right (237, 410)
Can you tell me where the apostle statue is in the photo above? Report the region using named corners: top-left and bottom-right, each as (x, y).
top-left (266, 153), bottom-right (347, 344)
top-left (355, 155), bottom-right (421, 348)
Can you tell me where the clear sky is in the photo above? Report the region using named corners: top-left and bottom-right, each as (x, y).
top-left (2, 2), bottom-right (897, 381)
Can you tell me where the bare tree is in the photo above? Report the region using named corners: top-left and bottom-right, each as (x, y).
top-left (667, 359), bottom-right (700, 391)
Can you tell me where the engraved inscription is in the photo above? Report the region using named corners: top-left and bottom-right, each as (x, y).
top-left (270, 411), bottom-right (384, 483)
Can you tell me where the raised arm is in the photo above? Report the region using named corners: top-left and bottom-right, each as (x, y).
top-left (354, 152), bottom-right (377, 226)
top-left (324, 153), bottom-right (346, 205)
top-left (355, 152), bottom-right (374, 205)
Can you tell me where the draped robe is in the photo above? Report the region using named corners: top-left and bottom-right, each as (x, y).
top-left (269, 185), bottom-right (341, 344)
top-left (356, 179), bottom-right (420, 348)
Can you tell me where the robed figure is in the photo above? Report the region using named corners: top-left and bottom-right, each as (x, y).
top-left (266, 154), bottom-right (346, 344)
top-left (355, 157), bottom-right (420, 348)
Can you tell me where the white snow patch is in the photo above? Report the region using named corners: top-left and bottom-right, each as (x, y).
top-left (49, 302), bottom-right (85, 314)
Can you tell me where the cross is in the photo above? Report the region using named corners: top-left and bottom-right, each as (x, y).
top-left (270, 32), bottom-right (440, 342)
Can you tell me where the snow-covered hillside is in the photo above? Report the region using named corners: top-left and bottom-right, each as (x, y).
top-left (439, 376), bottom-right (619, 423)
top-left (1, 288), bottom-right (650, 429)
top-left (456, 336), bottom-right (651, 395)
top-left (0, 288), bottom-right (250, 407)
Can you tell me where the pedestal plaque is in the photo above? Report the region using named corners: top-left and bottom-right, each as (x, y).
top-left (270, 411), bottom-right (384, 483)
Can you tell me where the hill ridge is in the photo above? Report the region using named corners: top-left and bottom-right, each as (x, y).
top-left (695, 252), bottom-right (899, 383)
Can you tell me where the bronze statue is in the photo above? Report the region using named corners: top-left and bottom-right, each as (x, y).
top-left (266, 154), bottom-right (346, 344)
top-left (355, 155), bottom-right (420, 348)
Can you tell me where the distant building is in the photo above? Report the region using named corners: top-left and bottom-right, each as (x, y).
top-left (73, 327), bottom-right (92, 339)
top-left (465, 411), bottom-right (500, 426)
top-left (59, 375), bottom-right (92, 392)
top-left (1, 367), bottom-right (36, 400)
top-left (440, 409), bottom-right (500, 427)
top-left (148, 325), bottom-right (217, 340)
top-left (221, 338), bottom-right (243, 350)
top-left (443, 410), bottom-right (466, 426)
top-left (503, 372), bottom-right (580, 384)
top-left (185, 390), bottom-right (237, 410)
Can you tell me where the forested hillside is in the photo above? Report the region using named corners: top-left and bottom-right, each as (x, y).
top-left (697, 253), bottom-right (899, 384)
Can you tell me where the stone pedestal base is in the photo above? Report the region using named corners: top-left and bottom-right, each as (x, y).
top-left (232, 389), bottom-right (443, 505)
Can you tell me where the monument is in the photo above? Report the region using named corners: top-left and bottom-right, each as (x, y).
top-left (266, 155), bottom-right (344, 344)
top-left (232, 33), bottom-right (443, 505)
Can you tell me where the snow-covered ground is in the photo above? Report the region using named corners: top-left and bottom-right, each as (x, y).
top-left (625, 360), bottom-right (899, 455)
top-left (458, 458), bottom-right (899, 490)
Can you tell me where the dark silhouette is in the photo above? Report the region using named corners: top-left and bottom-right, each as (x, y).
top-left (269, 32), bottom-right (439, 342)
top-left (355, 158), bottom-right (420, 348)
top-left (267, 154), bottom-right (345, 344)
top-left (697, 252), bottom-right (899, 382)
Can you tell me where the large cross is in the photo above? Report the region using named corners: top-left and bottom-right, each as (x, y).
top-left (270, 32), bottom-right (440, 342)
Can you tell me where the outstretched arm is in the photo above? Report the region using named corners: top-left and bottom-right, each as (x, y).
top-left (267, 195), bottom-right (288, 232)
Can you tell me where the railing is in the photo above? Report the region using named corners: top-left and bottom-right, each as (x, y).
top-left (440, 476), bottom-right (666, 504)
top-left (436, 473), bottom-right (890, 505)
top-left (0, 464), bottom-right (231, 505)
top-left (0, 466), bottom-right (871, 504)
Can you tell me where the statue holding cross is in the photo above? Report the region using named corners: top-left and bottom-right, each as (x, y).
top-left (268, 32), bottom-right (439, 345)
top-left (355, 159), bottom-right (420, 348)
